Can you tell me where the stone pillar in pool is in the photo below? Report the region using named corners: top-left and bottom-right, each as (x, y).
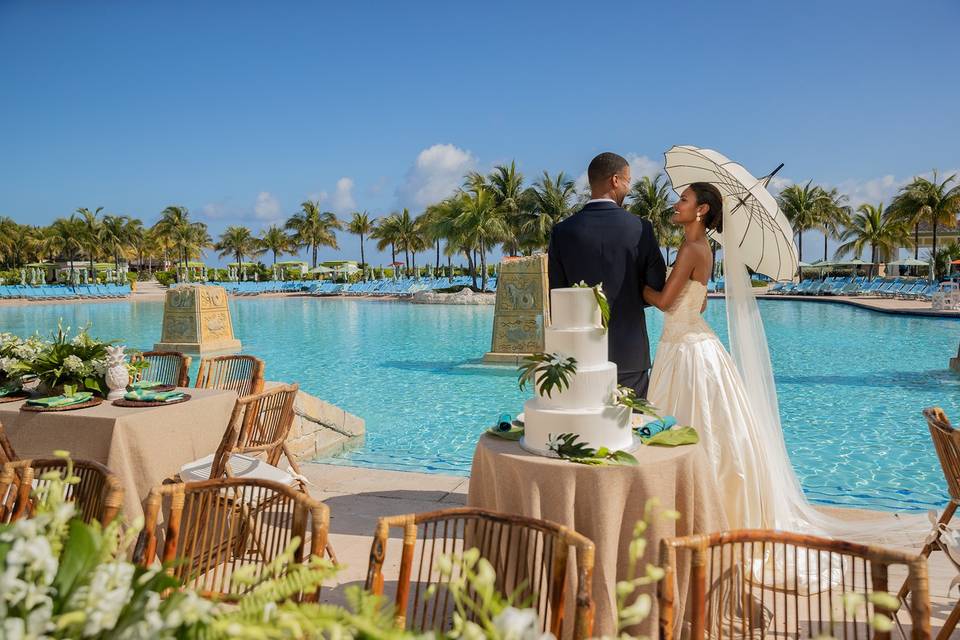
top-left (482, 254), bottom-right (550, 365)
top-left (154, 284), bottom-right (242, 356)
top-left (951, 341), bottom-right (960, 373)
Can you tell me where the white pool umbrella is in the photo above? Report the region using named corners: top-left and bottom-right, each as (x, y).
top-left (664, 145), bottom-right (797, 280)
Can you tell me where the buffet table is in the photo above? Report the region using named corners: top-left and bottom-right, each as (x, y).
top-left (0, 387), bottom-right (237, 521)
top-left (468, 434), bottom-right (727, 638)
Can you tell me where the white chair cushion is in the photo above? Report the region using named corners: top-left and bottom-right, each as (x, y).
top-left (179, 453), bottom-right (297, 487)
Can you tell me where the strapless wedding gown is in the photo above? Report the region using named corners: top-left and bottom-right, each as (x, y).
top-left (648, 280), bottom-right (778, 530)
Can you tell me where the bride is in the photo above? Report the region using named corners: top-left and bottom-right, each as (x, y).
top-left (641, 182), bottom-right (920, 541)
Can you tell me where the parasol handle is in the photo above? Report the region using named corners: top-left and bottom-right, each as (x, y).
top-left (761, 163), bottom-right (785, 187)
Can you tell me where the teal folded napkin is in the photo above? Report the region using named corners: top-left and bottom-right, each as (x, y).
top-left (641, 426), bottom-right (699, 447)
top-left (0, 384), bottom-right (22, 398)
top-left (486, 426), bottom-right (524, 441)
top-left (129, 380), bottom-right (166, 390)
top-left (123, 389), bottom-right (185, 402)
top-left (26, 392), bottom-right (93, 408)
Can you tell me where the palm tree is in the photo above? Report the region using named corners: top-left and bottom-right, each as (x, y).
top-left (628, 174), bottom-right (677, 261)
top-left (153, 206), bottom-right (196, 269)
top-left (393, 208), bottom-right (426, 275)
top-left (372, 214), bottom-right (401, 267)
top-left (486, 161), bottom-right (526, 257)
top-left (835, 203), bottom-right (908, 278)
top-left (815, 188), bottom-right (852, 262)
top-left (100, 214), bottom-right (131, 270)
top-left (49, 216), bottom-right (85, 279)
top-left (777, 181), bottom-right (830, 263)
top-left (215, 226), bottom-right (263, 269)
top-left (455, 187), bottom-right (508, 290)
top-left (889, 171), bottom-right (960, 277)
top-left (421, 198), bottom-right (470, 277)
top-left (285, 201), bottom-right (340, 268)
top-left (347, 211), bottom-right (375, 272)
top-left (75, 206), bottom-right (103, 274)
top-left (0, 218), bottom-right (36, 269)
top-left (126, 220), bottom-right (151, 274)
top-left (260, 225), bottom-right (293, 265)
top-left (521, 171), bottom-right (577, 251)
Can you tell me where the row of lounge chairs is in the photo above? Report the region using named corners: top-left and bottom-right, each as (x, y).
top-left (307, 276), bottom-right (498, 297)
top-left (767, 277), bottom-right (938, 300)
top-left (0, 284), bottom-right (131, 300)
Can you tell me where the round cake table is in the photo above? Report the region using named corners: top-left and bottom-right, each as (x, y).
top-left (468, 434), bottom-right (728, 639)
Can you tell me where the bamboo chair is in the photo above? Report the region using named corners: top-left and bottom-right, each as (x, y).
top-left (132, 350), bottom-right (192, 387)
top-left (365, 507), bottom-right (596, 639)
top-left (0, 421), bottom-right (18, 464)
top-left (658, 529), bottom-right (930, 640)
top-left (176, 384), bottom-right (337, 562)
top-left (897, 407), bottom-right (960, 639)
top-left (0, 458), bottom-right (123, 525)
top-left (194, 355), bottom-right (265, 397)
top-left (136, 478), bottom-right (329, 602)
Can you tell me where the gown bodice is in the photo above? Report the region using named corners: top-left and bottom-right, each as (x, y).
top-left (659, 280), bottom-right (715, 344)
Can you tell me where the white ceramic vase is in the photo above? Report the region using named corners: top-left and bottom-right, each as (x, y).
top-left (105, 345), bottom-right (130, 400)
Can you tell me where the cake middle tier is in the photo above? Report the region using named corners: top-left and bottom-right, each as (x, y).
top-left (534, 361), bottom-right (617, 409)
top-left (544, 326), bottom-right (609, 368)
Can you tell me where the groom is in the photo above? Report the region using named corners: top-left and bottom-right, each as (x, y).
top-left (547, 152), bottom-right (666, 397)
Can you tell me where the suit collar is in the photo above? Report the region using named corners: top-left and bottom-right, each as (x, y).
top-left (579, 200), bottom-right (621, 212)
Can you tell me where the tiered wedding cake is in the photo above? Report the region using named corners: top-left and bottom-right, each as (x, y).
top-left (521, 287), bottom-right (633, 455)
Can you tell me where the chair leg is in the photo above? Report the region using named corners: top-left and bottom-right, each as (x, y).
top-left (937, 601), bottom-right (960, 640)
top-left (325, 541), bottom-right (339, 566)
top-left (900, 501), bottom-right (958, 601)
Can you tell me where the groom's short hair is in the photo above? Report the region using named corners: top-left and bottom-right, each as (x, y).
top-left (588, 152), bottom-right (629, 187)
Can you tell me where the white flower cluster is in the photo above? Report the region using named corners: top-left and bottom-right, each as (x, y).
top-left (63, 355), bottom-right (85, 374)
top-left (0, 332), bottom-right (44, 379)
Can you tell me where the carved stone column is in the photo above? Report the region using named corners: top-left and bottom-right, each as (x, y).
top-left (482, 254), bottom-right (550, 365)
top-left (154, 285), bottom-right (242, 355)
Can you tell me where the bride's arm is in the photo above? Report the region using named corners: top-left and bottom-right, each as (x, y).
top-left (643, 245), bottom-right (696, 311)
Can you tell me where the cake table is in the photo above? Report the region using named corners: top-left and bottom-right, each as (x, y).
top-left (468, 434), bottom-right (727, 638)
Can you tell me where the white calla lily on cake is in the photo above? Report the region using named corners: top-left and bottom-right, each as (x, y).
top-left (664, 144), bottom-right (798, 280)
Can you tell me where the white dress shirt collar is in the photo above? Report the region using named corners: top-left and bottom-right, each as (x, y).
top-left (586, 198), bottom-right (616, 205)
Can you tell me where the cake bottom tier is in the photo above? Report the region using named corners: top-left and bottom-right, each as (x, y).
top-left (521, 399), bottom-right (633, 455)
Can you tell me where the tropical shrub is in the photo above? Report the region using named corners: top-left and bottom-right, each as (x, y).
top-left (154, 271), bottom-right (176, 287)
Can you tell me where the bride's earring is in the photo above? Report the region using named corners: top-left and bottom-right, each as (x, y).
top-left (696, 209), bottom-right (703, 223)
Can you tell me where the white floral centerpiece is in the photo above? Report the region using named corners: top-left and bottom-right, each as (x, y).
top-left (0, 332), bottom-right (45, 395)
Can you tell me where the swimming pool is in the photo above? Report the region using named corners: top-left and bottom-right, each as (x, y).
top-left (1, 297), bottom-right (957, 512)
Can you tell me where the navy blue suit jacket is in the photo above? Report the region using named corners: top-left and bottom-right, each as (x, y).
top-left (547, 201), bottom-right (667, 375)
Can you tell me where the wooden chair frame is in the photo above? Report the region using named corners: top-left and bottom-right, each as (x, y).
top-left (0, 458), bottom-right (123, 525)
top-left (137, 477), bottom-right (329, 602)
top-left (194, 355), bottom-right (265, 397)
top-left (659, 529), bottom-right (930, 640)
top-left (898, 407), bottom-right (960, 639)
top-left (0, 421), bottom-right (18, 465)
top-left (132, 350), bottom-right (192, 387)
top-left (365, 506), bottom-right (595, 639)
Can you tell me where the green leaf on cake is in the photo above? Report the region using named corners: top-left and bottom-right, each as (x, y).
top-left (571, 281), bottom-right (610, 332)
top-left (518, 352), bottom-right (578, 398)
top-left (547, 432), bottom-right (638, 466)
top-left (612, 385), bottom-right (662, 420)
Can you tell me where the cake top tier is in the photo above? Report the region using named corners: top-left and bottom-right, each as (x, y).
top-left (550, 287), bottom-right (602, 329)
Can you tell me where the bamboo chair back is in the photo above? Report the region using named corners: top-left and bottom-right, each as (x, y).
top-left (924, 407), bottom-right (960, 502)
top-left (0, 421), bottom-right (18, 464)
top-left (195, 355), bottom-right (264, 397)
top-left (209, 383), bottom-right (299, 479)
top-left (0, 458), bottom-right (123, 525)
top-left (365, 507), bottom-right (595, 639)
top-left (137, 478), bottom-right (329, 601)
top-left (659, 529), bottom-right (930, 640)
top-left (133, 350), bottom-right (192, 387)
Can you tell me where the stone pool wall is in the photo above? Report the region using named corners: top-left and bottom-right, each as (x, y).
top-left (264, 381), bottom-right (365, 460)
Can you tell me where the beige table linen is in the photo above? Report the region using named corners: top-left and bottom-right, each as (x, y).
top-left (468, 434), bottom-right (727, 639)
top-left (0, 388), bottom-right (237, 521)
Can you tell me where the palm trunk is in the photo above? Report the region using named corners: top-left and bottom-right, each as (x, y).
top-left (312, 244), bottom-right (318, 269)
top-left (435, 240), bottom-right (440, 270)
top-left (404, 249), bottom-right (410, 275)
top-left (914, 223), bottom-right (920, 259)
top-left (480, 239), bottom-right (488, 291)
top-left (465, 250), bottom-right (477, 289)
top-left (933, 221), bottom-right (939, 280)
top-left (411, 251), bottom-right (416, 277)
top-left (823, 233), bottom-right (829, 262)
top-left (447, 254), bottom-right (452, 277)
top-left (798, 232), bottom-right (804, 263)
top-left (870, 244), bottom-right (876, 279)
top-left (390, 242), bottom-right (396, 265)
top-left (359, 234), bottom-right (366, 275)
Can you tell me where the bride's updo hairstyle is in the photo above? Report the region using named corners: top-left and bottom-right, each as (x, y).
top-left (689, 182), bottom-right (724, 233)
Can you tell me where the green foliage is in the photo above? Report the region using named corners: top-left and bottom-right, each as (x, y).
top-left (154, 270), bottom-right (176, 287)
top-left (28, 323), bottom-right (112, 395)
top-left (517, 352), bottom-right (578, 398)
top-left (612, 386), bottom-right (662, 420)
top-left (546, 432), bottom-right (639, 466)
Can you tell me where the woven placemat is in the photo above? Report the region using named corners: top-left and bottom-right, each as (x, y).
top-left (0, 392), bottom-right (30, 404)
top-left (113, 393), bottom-right (191, 408)
top-left (128, 384), bottom-right (176, 393)
top-left (21, 397), bottom-right (104, 412)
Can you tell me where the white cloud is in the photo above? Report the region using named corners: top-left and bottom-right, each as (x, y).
top-left (329, 177), bottom-right (356, 214)
top-left (253, 191), bottom-right (281, 221)
top-left (397, 143), bottom-right (476, 208)
top-left (200, 201), bottom-right (229, 219)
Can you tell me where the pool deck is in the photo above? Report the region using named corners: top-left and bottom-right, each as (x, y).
top-left (710, 289), bottom-right (960, 318)
top-left (301, 461), bottom-right (959, 635)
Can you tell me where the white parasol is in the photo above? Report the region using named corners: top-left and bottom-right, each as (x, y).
top-left (664, 145), bottom-right (797, 280)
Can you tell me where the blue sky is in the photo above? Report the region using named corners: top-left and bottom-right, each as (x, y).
top-left (1, 0), bottom-right (957, 265)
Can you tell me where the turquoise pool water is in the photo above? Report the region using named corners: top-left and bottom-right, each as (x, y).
top-left (1, 297), bottom-right (957, 512)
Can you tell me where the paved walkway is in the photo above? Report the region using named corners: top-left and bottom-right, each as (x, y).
top-left (301, 462), bottom-right (958, 635)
